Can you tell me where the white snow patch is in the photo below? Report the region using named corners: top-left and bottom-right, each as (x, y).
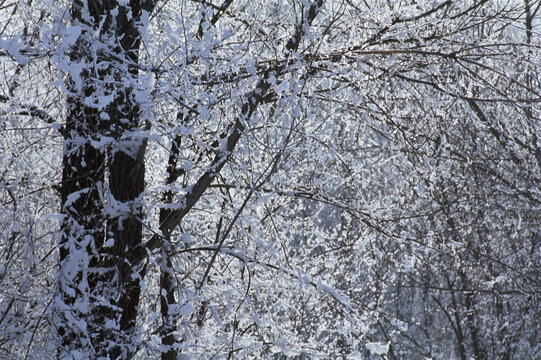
top-left (179, 302), bottom-right (194, 316)
top-left (366, 341), bottom-right (389, 355)
top-left (0, 37), bottom-right (29, 64)
top-left (181, 231), bottom-right (194, 244)
top-left (103, 238), bottom-right (115, 247)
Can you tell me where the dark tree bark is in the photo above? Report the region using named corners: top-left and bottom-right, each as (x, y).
top-left (58, 1), bottom-right (155, 358)
top-left (159, 132), bottom-right (183, 360)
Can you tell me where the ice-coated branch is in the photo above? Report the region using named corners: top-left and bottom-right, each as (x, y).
top-left (132, 0), bottom-right (326, 265)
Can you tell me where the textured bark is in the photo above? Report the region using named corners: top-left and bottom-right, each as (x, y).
top-left (159, 254), bottom-right (178, 360)
top-left (59, 82), bottom-right (106, 352)
top-left (59, 0), bottom-right (155, 358)
top-left (159, 131), bottom-right (183, 360)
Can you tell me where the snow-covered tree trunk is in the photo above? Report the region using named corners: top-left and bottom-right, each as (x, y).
top-left (57, 1), bottom-right (155, 358)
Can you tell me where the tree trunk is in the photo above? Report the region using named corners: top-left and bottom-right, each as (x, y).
top-left (58, 1), bottom-right (155, 358)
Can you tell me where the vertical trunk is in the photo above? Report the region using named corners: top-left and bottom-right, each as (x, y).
top-left (463, 291), bottom-right (484, 359)
top-left (103, 102), bottom-right (147, 358)
top-left (160, 252), bottom-right (178, 360)
top-left (159, 133), bottom-right (184, 360)
top-left (58, 1), bottom-right (155, 358)
top-left (59, 77), bottom-right (106, 353)
top-left (58, 2), bottom-right (107, 353)
top-left (449, 287), bottom-right (467, 360)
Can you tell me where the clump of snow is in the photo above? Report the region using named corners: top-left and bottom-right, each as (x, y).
top-left (366, 341), bottom-right (389, 355)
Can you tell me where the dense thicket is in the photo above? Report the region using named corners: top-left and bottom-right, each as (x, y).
top-left (1, 0), bottom-right (540, 358)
